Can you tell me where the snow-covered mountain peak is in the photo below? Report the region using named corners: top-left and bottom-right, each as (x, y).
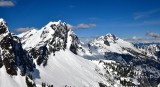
top-left (0, 18), bottom-right (6, 25)
top-left (0, 18), bottom-right (9, 35)
top-left (94, 33), bottom-right (119, 44)
top-left (90, 33), bottom-right (140, 54)
top-left (1, 18), bottom-right (160, 87)
top-left (18, 20), bottom-right (82, 65)
top-left (105, 33), bottom-right (118, 40)
top-left (19, 20), bottom-right (72, 49)
top-left (43, 20), bottom-right (68, 30)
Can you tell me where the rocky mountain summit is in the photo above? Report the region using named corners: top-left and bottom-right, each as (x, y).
top-left (0, 18), bottom-right (160, 87)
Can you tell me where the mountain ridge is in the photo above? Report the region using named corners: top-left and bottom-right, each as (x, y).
top-left (0, 18), bottom-right (160, 87)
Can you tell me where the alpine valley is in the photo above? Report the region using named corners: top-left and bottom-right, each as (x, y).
top-left (0, 18), bottom-right (160, 87)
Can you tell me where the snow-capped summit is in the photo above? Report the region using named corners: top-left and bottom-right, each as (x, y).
top-left (89, 33), bottom-right (140, 54)
top-left (0, 18), bottom-right (6, 26)
top-left (104, 33), bottom-right (118, 41)
top-left (1, 18), bottom-right (160, 87)
top-left (0, 19), bottom-right (108, 87)
top-left (93, 33), bottom-right (118, 44)
top-left (19, 20), bottom-right (75, 49)
top-left (18, 20), bottom-right (82, 66)
top-left (44, 20), bottom-right (64, 28)
top-left (17, 21), bottom-right (110, 87)
top-left (0, 18), bottom-right (9, 35)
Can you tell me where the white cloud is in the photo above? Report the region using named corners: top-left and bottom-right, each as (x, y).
top-left (146, 32), bottom-right (160, 38)
top-left (126, 38), bottom-right (160, 43)
top-left (69, 23), bottom-right (96, 30)
top-left (76, 24), bottom-right (96, 29)
top-left (0, 0), bottom-right (15, 7)
top-left (14, 27), bottom-right (35, 33)
top-left (125, 36), bottom-right (160, 43)
top-left (132, 36), bottom-right (141, 40)
top-left (124, 33), bottom-right (160, 43)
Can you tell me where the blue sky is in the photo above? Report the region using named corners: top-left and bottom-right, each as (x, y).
top-left (0, 0), bottom-right (160, 41)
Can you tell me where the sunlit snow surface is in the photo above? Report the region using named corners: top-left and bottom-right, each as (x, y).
top-left (1, 19), bottom-right (160, 87)
top-left (32, 50), bottom-right (106, 87)
top-left (0, 67), bottom-right (27, 87)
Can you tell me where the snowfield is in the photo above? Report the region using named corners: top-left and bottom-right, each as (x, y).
top-left (32, 50), bottom-right (106, 87)
top-left (0, 66), bottom-right (27, 87)
top-left (1, 18), bottom-right (160, 87)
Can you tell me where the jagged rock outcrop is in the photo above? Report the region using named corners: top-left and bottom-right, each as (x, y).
top-left (1, 18), bottom-right (160, 87)
top-left (0, 18), bottom-right (34, 76)
top-left (18, 21), bottom-right (81, 66)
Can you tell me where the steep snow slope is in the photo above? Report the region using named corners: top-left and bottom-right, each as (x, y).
top-left (0, 66), bottom-right (27, 87)
top-left (1, 19), bottom-right (113, 87)
top-left (1, 18), bottom-right (160, 87)
top-left (32, 50), bottom-right (108, 87)
top-left (18, 20), bottom-right (121, 87)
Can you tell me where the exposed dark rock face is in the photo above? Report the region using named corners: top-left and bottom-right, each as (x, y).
top-left (0, 19), bottom-right (34, 76)
top-left (104, 51), bottom-right (160, 86)
top-left (104, 40), bottom-right (110, 46)
top-left (69, 34), bottom-right (80, 55)
top-left (99, 82), bottom-right (107, 87)
top-left (27, 21), bottom-right (81, 66)
top-left (36, 46), bottom-right (49, 66)
top-left (1, 34), bottom-right (18, 75)
top-left (0, 19), bottom-right (8, 35)
top-left (2, 18), bottom-right (160, 86)
top-left (1, 34), bottom-right (34, 76)
top-left (104, 34), bottom-right (118, 43)
top-left (0, 56), bottom-right (2, 68)
top-left (156, 51), bottom-right (160, 61)
top-left (48, 23), bottom-right (69, 51)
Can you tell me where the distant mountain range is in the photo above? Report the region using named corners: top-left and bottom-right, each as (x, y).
top-left (0, 18), bottom-right (160, 87)
top-left (134, 42), bottom-right (160, 46)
